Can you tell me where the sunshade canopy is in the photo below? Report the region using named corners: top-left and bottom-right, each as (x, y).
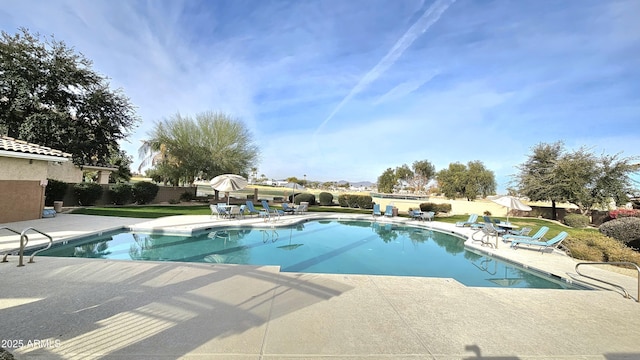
top-left (210, 174), bottom-right (248, 192)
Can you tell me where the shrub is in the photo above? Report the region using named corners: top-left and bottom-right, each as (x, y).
top-left (336, 194), bottom-right (373, 209)
top-left (436, 203), bottom-right (452, 214)
top-left (168, 198), bottom-right (180, 204)
top-left (45, 178), bottom-right (68, 206)
top-left (418, 202), bottom-right (438, 212)
top-left (180, 191), bottom-right (194, 202)
top-left (564, 214), bottom-right (590, 228)
top-left (109, 183), bottom-right (133, 205)
top-left (318, 192), bottom-right (334, 206)
top-left (354, 195), bottom-right (373, 209)
top-left (563, 232), bottom-right (607, 262)
top-left (337, 194), bottom-right (355, 207)
top-left (418, 202), bottom-right (451, 214)
top-left (132, 182), bottom-right (159, 204)
top-left (564, 230), bottom-right (640, 266)
top-left (294, 193), bottom-right (316, 205)
top-left (337, 194), bottom-right (351, 207)
top-left (73, 182), bottom-right (103, 206)
top-left (599, 217), bottom-right (640, 245)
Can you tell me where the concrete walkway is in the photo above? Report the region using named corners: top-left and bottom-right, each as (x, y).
top-left (1, 213), bottom-right (639, 359)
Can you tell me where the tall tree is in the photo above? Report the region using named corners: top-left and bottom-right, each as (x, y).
top-left (466, 160), bottom-right (496, 199)
top-left (108, 150), bottom-right (133, 183)
top-left (412, 160), bottom-right (436, 193)
top-left (436, 161), bottom-right (496, 200)
top-left (516, 142), bottom-right (639, 216)
top-left (395, 164), bottom-right (413, 191)
top-left (376, 168), bottom-right (397, 193)
top-left (436, 162), bottom-right (468, 199)
top-left (0, 28), bottom-right (138, 165)
top-left (139, 111), bottom-right (258, 185)
top-left (514, 142), bottom-right (564, 219)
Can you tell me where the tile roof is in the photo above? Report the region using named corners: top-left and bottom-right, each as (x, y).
top-left (0, 136), bottom-right (72, 159)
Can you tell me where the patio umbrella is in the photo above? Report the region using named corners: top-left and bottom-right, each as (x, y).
top-left (490, 195), bottom-right (532, 223)
top-left (210, 174), bottom-right (248, 204)
top-left (282, 182), bottom-right (306, 202)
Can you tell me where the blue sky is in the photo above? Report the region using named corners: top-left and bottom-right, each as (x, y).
top-left (2, 0), bottom-right (639, 192)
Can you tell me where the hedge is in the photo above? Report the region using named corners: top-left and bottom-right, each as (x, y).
top-left (45, 179), bottom-right (68, 206)
top-left (337, 194), bottom-right (373, 209)
top-left (132, 182), bottom-right (159, 205)
top-left (73, 183), bottom-right (103, 206)
top-left (109, 183), bottom-right (133, 205)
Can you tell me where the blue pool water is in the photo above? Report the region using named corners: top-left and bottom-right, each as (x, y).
top-left (34, 219), bottom-right (579, 289)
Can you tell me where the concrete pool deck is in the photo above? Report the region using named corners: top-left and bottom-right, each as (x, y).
top-left (1, 213), bottom-right (639, 359)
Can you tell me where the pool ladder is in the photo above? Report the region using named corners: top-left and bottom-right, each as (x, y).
top-left (575, 262), bottom-right (640, 302)
top-left (1, 226), bottom-right (53, 267)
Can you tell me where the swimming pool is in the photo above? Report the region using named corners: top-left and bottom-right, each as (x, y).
top-left (33, 219), bottom-right (580, 289)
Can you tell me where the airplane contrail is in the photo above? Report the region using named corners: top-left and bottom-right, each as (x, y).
top-left (314, 0), bottom-right (456, 135)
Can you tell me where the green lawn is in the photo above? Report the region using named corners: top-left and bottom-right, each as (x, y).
top-left (70, 205), bottom-right (212, 218)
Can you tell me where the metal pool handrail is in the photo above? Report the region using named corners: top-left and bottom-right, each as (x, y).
top-left (1, 227), bottom-right (22, 262)
top-left (575, 262), bottom-right (640, 302)
top-left (18, 227), bottom-right (53, 267)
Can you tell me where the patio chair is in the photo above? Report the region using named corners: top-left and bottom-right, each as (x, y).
top-left (216, 203), bottom-right (230, 218)
top-left (421, 211), bottom-right (435, 221)
top-left (245, 201), bottom-right (260, 217)
top-left (372, 204), bottom-right (381, 217)
top-left (210, 204), bottom-right (224, 219)
top-left (456, 214), bottom-right (478, 227)
top-left (238, 204), bottom-right (246, 218)
top-left (510, 231), bottom-right (568, 253)
top-left (506, 226), bottom-right (531, 237)
top-left (228, 206), bottom-right (242, 219)
top-left (261, 200), bottom-right (283, 220)
top-left (281, 203), bottom-right (295, 214)
top-left (294, 203), bottom-right (308, 214)
top-left (503, 226), bottom-right (549, 243)
top-left (384, 205), bottom-right (394, 217)
top-left (409, 209), bottom-right (422, 220)
top-left (471, 222), bottom-right (505, 247)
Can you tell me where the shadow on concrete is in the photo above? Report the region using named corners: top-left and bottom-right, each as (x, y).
top-left (464, 344), bottom-right (519, 359)
top-left (0, 258), bottom-right (353, 358)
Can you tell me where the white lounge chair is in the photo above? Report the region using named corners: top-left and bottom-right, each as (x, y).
top-left (210, 204), bottom-right (223, 219)
top-left (294, 203), bottom-right (308, 214)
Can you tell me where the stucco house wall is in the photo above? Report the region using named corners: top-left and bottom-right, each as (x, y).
top-left (0, 180), bottom-right (46, 223)
top-left (0, 136), bottom-right (73, 223)
top-left (46, 161), bottom-right (83, 183)
top-left (0, 156), bottom-right (49, 181)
